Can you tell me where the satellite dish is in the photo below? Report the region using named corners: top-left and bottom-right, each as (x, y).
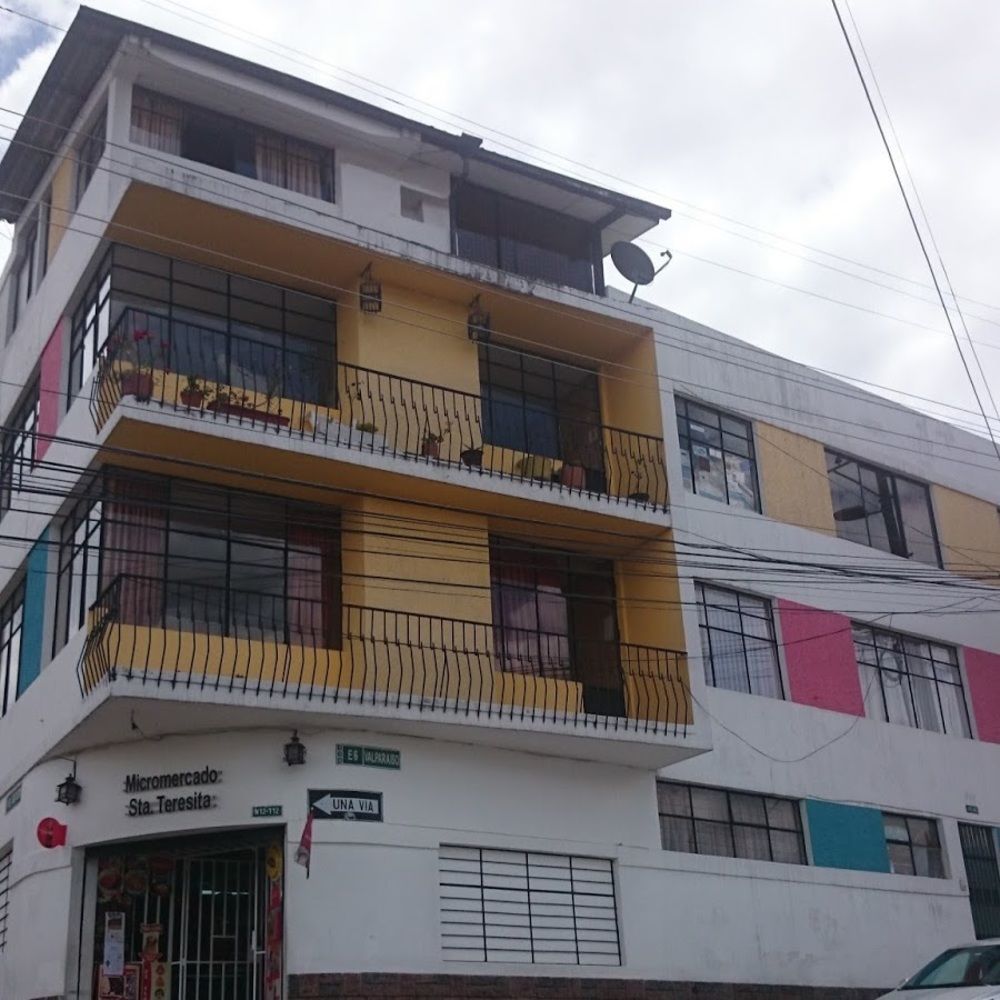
top-left (610, 241), bottom-right (673, 303)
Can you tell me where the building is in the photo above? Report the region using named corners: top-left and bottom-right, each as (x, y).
top-left (0, 8), bottom-right (998, 999)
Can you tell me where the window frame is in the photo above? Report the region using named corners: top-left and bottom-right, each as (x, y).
top-left (657, 781), bottom-right (807, 866)
top-left (882, 811), bottom-right (945, 878)
top-left (130, 87), bottom-right (335, 203)
top-left (675, 396), bottom-right (761, 512)
top-left (695, 581), bottom-right (783, 698)
top-left (0, 377), bottom-right (40, 519)
top-left (826, 449), bottom-right (942, 566)
top-left (852, 622), bottom-right (970, 738)
top-left (0, 579), bottom-right (25, 719)
top-left (74, 103), bottom-right (107, 209)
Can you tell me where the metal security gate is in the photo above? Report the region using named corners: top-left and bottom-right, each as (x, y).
top-left (89, 831), bottom-right (282, 1000)
top-left (959, 822), bottom-right (1000, 939)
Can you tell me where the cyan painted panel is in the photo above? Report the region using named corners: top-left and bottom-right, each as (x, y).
top-left (806, 799), bottom-right (890, 873)
top-left (17, 528), bottom-right (48, 697)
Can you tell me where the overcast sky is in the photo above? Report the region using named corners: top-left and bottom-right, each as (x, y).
top-left (1, 0), bottom-right (998, 442)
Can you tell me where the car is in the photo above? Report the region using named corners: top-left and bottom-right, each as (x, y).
top-left (880, 941), bottom-right (1000, 998)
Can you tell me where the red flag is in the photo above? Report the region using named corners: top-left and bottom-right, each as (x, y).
top-left (294, 809), bottom-right (314, 878)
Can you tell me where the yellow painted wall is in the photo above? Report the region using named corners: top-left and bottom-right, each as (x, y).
top-left (756, 421), bottom-right (836, 534)
top-left (47, 156), bottom-right (75, 264)
top-left (933, 485), bottom-right (1000, 583)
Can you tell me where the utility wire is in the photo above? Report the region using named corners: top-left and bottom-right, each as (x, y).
top-left (830, 0), bottom-right (1000, 464)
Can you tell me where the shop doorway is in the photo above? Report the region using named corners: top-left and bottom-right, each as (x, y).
top-left (959, 822), bottom-right (1000, 940)
top-left (86, 829), bottom-right (284, 1000)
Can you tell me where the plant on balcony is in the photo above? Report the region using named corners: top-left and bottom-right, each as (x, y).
top-left (420, 420), bottom-right (450, 459)
top-left (208, 390), bottom-right (290, 427)
top-left (355, 421), bottom-right (379, 434)
top-left (116, 327), bottom-right (170, 402)
top-left (179, 375), bottom-right (209, 408)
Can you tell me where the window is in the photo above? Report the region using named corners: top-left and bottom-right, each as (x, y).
top-left (826, 450), bottom-right (941, 566)
top-left (883, 812), bottom-right (944, 878)
top-left (400, 186), bottom-right (424, 221)
top-left (0, 846), bottom-right (9, 951)
top-left (439, 845), bottom-right (620, 966)
top-left (696, 582), bottom-right (782, 698)
top-left (53, 469), bottom-right (341, 653)
top-left (489, 537), bottom-right (623, 716)
top-left (853, 624), bottom-right (970, 737)
top-left (657, 782), bottom-right (806, 865)
top-left (0, 378), bottom-right (39, 518)
top-left (675, 397), bottom-right (759, 511)
top-left (75, 105), bottom-right (106, 207)
top-left (130, 89), bottom-right (334, 202)
top-left (0, 582), bottom-right (24, 719)
top-left (902, 944), bottom-right (1000, 989)
top-left (68, 244), bottom-right (336, 401)
top-left (478, 343), bottom-right (604, 481)
top-left (453, 182), bottom-right (599, 293)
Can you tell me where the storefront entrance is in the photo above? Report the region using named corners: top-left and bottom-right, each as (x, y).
top-left (85, 829), bottom-right (283, 1000)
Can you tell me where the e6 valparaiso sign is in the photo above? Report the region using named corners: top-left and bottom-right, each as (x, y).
top-left (336, 744), bottom-right (400, 770)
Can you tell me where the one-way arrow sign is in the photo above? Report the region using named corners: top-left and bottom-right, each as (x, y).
top-left (308, 789), bottom-right (383, 822)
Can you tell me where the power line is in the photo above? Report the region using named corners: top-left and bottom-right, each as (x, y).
top-left (830, 0), bottom-right (1000, 464)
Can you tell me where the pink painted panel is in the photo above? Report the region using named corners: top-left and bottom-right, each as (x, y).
top-left (777, 599), bottom-right (864, 716)
top-left (964, 647), bottom-right (1000, 744)
top-left (37, 318), bottom-right (64, 461)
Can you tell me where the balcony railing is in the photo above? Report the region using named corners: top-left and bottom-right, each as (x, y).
top-left (79, 575), bottom-right (691, 737)
top-left (90, 308), bottom-right (668, 510)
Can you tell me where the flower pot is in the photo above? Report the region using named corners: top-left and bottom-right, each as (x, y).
top-left (421, 439), bottom-right (441, 459)
top-left (460, 447), bottom-right (483, 468)
top-left (559, 464), bottom-right (587, 490)
top-left (207, 401), bottom-right (290, 427)
top-left (179, 389), bottom-right (205, 408)
top-left (120, 371), bottom-right (153, 401)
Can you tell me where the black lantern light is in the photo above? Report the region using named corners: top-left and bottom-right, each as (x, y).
top-left (56, 764), bottom-right (82, 805)
top-left (283, 731), bottom-right (307, 766)
top-left (359, 264), bottom-right (382, 314)
top-left (467, 295), bottom-right (491, 342)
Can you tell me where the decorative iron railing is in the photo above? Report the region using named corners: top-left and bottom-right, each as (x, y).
top-left (79, 575), bottom-right (690, 737)
top-left (90, 308), bottom-right (668, 510)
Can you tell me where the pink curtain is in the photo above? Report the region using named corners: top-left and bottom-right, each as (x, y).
top-left (287, 526), bottom-right (339, 647)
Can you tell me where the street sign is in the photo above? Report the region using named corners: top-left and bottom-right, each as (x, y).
top-left (308, 789), bottom-right (383, 822)
top-left (336, 744), bottom-right (400, 770)
top-left (253, 805), bottom-right (283, 818)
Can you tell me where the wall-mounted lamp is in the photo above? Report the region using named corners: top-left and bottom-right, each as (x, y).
top-left (55, 763), bottom-right (82, 806)
top-left (467, 295), bottom-right (491, 342)
top-left (359, 264), bottom-right (382, 314)
top-left (283, 731), bottom-right (307, 766)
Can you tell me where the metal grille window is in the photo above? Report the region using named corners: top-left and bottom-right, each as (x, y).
top-left (0, 846), bottom-right (10, 951)
top-left (657, 782), bottom-right (806, 865)
top-left (0, 377), bottom-right (39, 518)
top-left (696, 582), bottom-right (782, 698)
top-left (439, 846), bottom-right (620, 966)
top-left (883, 813), bottom-right (945, 878)
top-left (0, 581), bottom-right (25, 719)
top-left (68, 243), bottom-right (336, 400)
top-left (827, 450), bottom-right (941, 566)
top-left (675, 397), bottom-right (759, 511)
top-left (853, 624), bottom-right (970, 738)
top-left (130, 88), bottom-right (334, 203)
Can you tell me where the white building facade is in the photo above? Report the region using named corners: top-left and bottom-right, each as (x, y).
top-left (0, 10), bottom-right (998, 1000)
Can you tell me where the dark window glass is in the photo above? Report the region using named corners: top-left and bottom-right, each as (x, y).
top-left (489, 536), bottom-right (623, 716)
top-left (75, 105), bottom-right (106, 207)
top-left (0, 580), bottom-right (25, 719)
top-left (453, 182), bottom-right (598, 292)
top-left (478, 343), bottom-right (605, 486)
top-left (52, 468), bottom-right (341, 653)
top-left (0, 378), bottom-right (39, 518)
top-left (131, 88), bottom-right (334, 202)
top-left (67, 244), bottom-right (336, 403)
top-left (675, 397), bottom-right (759, 511)
top-left (853, 623), bottom-right (970, 738)
top-left (826, 450), bottom-right (942, 566)
top-left (883, 812), bottom-right (945, 878)
top-left (658, 781), bottom-right (806, 865)
top-left (696, 582), bottom-right (782, 698)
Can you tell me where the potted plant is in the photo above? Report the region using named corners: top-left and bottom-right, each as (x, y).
top-left (559, 454), bottom-right (588, 490)
top-left (420, 421), bottom-right (449, 459)
top-left (460, 446), bottom-right (483, 468)
top-left (179, 375), bottom-right (207, 408)
top-left (117, 326), bottom-right (168, 402)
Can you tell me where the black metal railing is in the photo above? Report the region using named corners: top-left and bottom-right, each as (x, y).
top-left (79, 575), bottom-right (690, 736)
top-left (90, 308), bottom-right (668, 510)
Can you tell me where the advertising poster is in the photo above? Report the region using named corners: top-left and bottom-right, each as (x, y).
top-left (102, 912), bottom-right (126, 976)
top-left (264, 841), bottom-right (284, 1000)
